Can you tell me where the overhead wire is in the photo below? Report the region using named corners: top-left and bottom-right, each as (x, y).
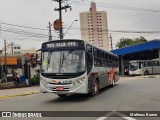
top-left (70, 0), bottom-right (160, 13)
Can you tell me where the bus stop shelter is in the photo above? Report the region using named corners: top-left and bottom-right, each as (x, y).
top-left (111, 40), bottom-right (160, 76)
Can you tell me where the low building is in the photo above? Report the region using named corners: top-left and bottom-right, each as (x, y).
top-left (2, 42), bottom-right (21, 54)
top-left (21, 48), bottom-right (36, 56)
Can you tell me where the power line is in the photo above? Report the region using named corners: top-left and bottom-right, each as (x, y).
top-left (0, 22), bottom-right (48, 31)
top-left (70, 0), bottom-right (160, 13)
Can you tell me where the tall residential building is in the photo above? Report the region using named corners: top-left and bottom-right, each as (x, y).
top-left (2, 42), bottom-right (21, 54)
top-left (80, 2), bottom-right (109, 51)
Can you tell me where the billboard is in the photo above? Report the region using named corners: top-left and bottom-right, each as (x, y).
top-left (0, 57), bottom-right (17, 65)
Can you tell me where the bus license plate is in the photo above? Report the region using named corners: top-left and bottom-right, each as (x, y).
top-left (56, 87), bottom-right (64, 90)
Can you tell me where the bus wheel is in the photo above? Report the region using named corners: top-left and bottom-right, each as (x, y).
top-left (144, 71), bottom-right (149, 75)
top-left (57, 94), bottom-right (67, 97)
top-left (91, 80), bottom-right (99, 96)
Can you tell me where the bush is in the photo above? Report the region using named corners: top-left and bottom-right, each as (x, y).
top-left (31, 73), bottom-right (40, 85)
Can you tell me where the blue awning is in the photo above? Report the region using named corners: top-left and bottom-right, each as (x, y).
top-left (111, 40), bottom-right (160, 56)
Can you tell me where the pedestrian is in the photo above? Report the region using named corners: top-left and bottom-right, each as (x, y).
top-left (1, 72), bottom-right (7, 83)
top-left (12, 69), bottom-right (19, 86)
top-left (109, 67), bottom-right (115, 84)
top-left (30, 54), bottom-right (37, 68)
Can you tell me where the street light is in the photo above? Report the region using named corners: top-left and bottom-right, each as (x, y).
top-left (63, 19), bottom-right (78, 38)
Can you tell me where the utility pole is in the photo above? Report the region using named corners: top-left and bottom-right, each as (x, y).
top-left (109, 34), bottom-right (113, 50)
top-left (11, 42), bottom-right (14, 54)
top-left (52, 0), bottom-right (72, 39)
top-left (4, 39), bottom-right (7, 75)
top-left (0, 23), bottom-right (1, 36)
top-left (48, 22), bottom-right (52, 41)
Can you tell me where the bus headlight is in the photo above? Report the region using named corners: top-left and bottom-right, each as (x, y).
top-left (73, 77), bottom-right (86, 86)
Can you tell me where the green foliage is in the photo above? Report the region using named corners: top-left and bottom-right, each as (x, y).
top-left (31, 73), bottom-right (40, 85)
top-left (116, 36), bottom-right (147, 48)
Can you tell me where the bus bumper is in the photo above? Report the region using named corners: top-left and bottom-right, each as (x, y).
top-left (40, 81), bottom-right (88, 95)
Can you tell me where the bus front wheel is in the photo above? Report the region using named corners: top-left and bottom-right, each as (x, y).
top-left (57, 94), bottom-right (67, 97)
top-left (91, 80), bottom-right (99, 96)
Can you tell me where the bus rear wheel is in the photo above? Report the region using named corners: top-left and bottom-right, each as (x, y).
top-left (91, 80), bottom-right (99, 96)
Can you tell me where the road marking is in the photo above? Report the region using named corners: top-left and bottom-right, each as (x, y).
top-left (97, 110), bottom-right (137, 120)
top-left (97, 117), bottom-right (108, 120)
top-left (123, 117), bottom-right (136, 120)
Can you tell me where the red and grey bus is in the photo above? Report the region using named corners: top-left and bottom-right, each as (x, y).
top-left (40, 39), bottom-right (119, 97)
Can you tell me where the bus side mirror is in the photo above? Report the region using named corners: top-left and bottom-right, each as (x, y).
top-left (35, 53), bottom-right (38, 60)
top-left (36, 49), bottom-right (41, 61)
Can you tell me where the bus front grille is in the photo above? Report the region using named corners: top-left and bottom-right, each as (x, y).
top-left (49, 83), bottom-right (72, 85)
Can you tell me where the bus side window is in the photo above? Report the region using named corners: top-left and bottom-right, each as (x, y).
top-left (94, 58), bottom-right (98, 67)
top-left (144, 62), bottom-right (148, 67)
top-left (99, 59), bottom-right (102, 67)
top-left (139, 62), bottom-right (143, 69)
top-left (93, 48), bottom-right (96, 56)
top-left (153, 61), bottom-right (159, 66)
top-left (86, 52), bottom-right (93, 74)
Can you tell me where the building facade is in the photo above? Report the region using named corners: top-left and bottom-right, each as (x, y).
top-left (21, 48), bottom-right (36, 55)
top-left (80, 2), bottom-right (109, 51)
top-left (2, 42), bottom-right (21, 54)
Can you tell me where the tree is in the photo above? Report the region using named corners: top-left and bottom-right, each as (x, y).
top-left (116, 36), bottom-right (147, 48)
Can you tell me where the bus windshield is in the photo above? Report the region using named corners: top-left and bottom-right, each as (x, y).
top-left (41, 50), bottom-right (85, 74)
top-left (129, 62), bottom-right (139, 71)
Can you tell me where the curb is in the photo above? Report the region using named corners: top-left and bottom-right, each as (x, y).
top-left (134, 75), bottom-right (160, 78)
top-left (0, 91), bottom-right (40, 99)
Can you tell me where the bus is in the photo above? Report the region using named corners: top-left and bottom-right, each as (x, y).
top-left (40, 39), bottom-right (119, 97)
top-left (129, 60), bottom-right (160, 75)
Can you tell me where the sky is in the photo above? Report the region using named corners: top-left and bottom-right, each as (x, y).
top-left (0, 0), bottom-right (160, 50)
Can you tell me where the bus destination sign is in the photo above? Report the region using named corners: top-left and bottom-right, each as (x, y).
top-left (44, 41), bottom-right (84, 48)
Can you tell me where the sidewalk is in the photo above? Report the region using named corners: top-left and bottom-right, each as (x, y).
top-left (0, 86), bottom-right (40, 99)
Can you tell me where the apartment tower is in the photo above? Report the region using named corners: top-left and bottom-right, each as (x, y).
top-left (80, 2), bottom-right (109, 51)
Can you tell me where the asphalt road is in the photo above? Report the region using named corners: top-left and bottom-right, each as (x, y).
top-left (0, 78), bottom-right (160, 120)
